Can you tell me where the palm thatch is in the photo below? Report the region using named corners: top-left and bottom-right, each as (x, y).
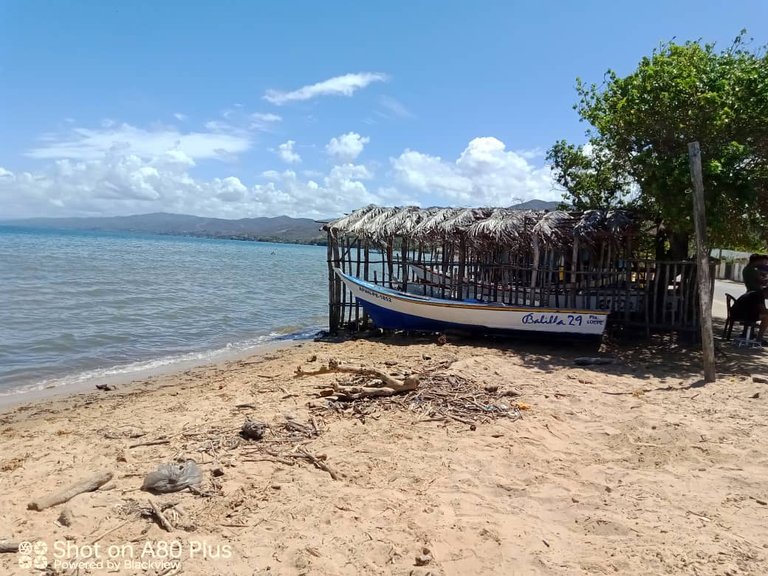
top-left (355, 206), bottom-right (403, 240)
top-left (345, 206), bottom-right (397, 237)
top-left (574, 210), bottom-right (606, 242)
top-left (606, 210), bottom-right (633, 234)
top-left (467, 209), bottom-right (535, 246)
top-left (410, 208), bottom-right (465, 241)
top-left (436, 207), bottom-right (494, 236)
top-left (326, 205), bottom-right (635, 247)
top-left (326, 205), bottom-right (378, 237)
top-left (532, 210), bottom-right (575, 247)
top-left (379, 206), bottom-right (422, 238)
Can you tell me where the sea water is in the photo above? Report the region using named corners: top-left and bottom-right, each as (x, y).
top-left (0, 226), bottom-right (328, 398)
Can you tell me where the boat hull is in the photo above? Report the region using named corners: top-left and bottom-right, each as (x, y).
top-left (336, 269), bottom-right (608, 337)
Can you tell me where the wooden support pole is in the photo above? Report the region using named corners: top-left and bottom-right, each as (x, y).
top-left (688, 141), bottom-right (716, 383)
top-left (327, 232), bottom-right (336, 333)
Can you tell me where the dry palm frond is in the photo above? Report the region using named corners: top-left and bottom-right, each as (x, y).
top-left (437, 207), bottom-right (494, 235)
top-left (327, 205), bottom-right (634, 249)
top-left (606, 210), bottom-right (633, 234)
top-left (467, 208), bottom-right (524, 245)
top-left (379, 206), bottom-right (422, 238)
top-left (357, 207), bottom-right (403, 239)
top-left (574, 209), bottom-right (606, 242)
top-left (533, 210), bottom-right (574, 247)
top-left (346, 206), bottom-right (395, 237)
top-left (410, 207), bottom-right (464, 240)
top-left (326, 205), bottom-right (378, 235)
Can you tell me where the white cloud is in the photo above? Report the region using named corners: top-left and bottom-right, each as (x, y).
top-left (276, 140), bottom-right (301, 164)
top-left (247, 112), bottom-right (282, 131)
top-left (379, 96), bottom-right (413, 119)
top-left (327, 163), bottom-right (373, 181)
top-left (0, 154), bottom-right (382, 220)
top-left (264, 72), bottom-right (388, 105)
top-left (250, 112), bottom-right (281, 123)
top-left (203, 108), bottom-right (282, 134)
top-left (27, 123), bottom-right (251, 161)
top-left (3, 118), bottom-right (557, 221)
top-left (173, 113), bottom-right (188, 122)
top-left (0, 141), bottom-right (389, 220)
top-left (326, 132), bottom-right (369, 162)
top-left (391, 137), bottom-right (557, 205)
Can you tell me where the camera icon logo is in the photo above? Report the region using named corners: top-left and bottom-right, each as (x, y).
top-left (17, 541), bottom-right (47, 570)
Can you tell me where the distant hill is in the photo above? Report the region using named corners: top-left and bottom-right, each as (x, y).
top-left (2, 200), bottom-right (561, 243)
top-left (2, 213), bottom-right (327, 245)
top-left (508, 199), bottom-right (560, 211)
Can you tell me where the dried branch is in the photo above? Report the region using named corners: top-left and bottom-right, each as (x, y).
top-left (147, 500), bottom-right (174, 532)
top-left (28, 471), bottom-right (114, 511)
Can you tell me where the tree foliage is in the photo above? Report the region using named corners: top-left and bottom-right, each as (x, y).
top-left (550, 32), bottom-right (768, 254)
top-left (547, 139), bottom-right (635, 210)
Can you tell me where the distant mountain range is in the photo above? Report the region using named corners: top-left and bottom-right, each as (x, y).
top-left (509, 199), bottom-right (560, 211)
top-left (2, 213), bottom-right (328, 245)
top-left (1, 200), bottom-right (560, 245)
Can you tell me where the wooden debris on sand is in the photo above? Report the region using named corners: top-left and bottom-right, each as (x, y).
top-left (28, 471), bottom-right (114, 511)
top-left (300, 359), bottom-right (524, 427)
top-left (295, 358), bottom-right (419, 401)
top-left (147, 500), bottom-right (175, 532)
top-left (0, 541), bottom-right (20, 554)
top-left (238, 414), bottom-right (337, 480)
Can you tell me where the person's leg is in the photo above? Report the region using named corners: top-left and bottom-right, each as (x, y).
top-left (758, 310), bottom-right (768, 340)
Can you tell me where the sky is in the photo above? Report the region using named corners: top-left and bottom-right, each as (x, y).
top-left (0, 0), bottom-right (766, 220)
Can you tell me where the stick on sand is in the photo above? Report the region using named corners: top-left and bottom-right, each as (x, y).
top-left (0, 541), bottom-right (20, 553)
top-left (28, 471), bottom-right (114, 511)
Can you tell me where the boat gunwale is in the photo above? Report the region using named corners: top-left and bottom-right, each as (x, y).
top-left (335, 269), bottom-right (610, 316)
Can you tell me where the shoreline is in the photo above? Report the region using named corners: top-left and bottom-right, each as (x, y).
top-left (0, 331), bottom-right (319, 412)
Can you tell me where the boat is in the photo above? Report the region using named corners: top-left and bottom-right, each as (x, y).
top-left (408, 263), bottom-right (644, 312)
top-left (335, 269), bottom-right (609, 337)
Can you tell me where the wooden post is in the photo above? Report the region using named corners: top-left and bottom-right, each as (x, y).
top-left (327, 231), bottom-right (336, 333)
top-left (688, 141), bottom-right (716, 383)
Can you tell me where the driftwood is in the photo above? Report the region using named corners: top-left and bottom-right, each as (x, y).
top-left (148, 500), bottom-right (174, 532)
top-left (92, 519), bottom-right (132, 544)
top-left (129, 438), bottom-right (170, 449)
top-left (310, 370), bottom-right (523, 427)
top-left (295, 359), bottom-right (419, 401)
top-left (295, 449), bottom-right (339, 480)
top-left (262, 449), bottom-right (339, 480)
top-left (0, 541), bottom-right (20, 553)
top-left (28, 471), bottom-right (113, 511)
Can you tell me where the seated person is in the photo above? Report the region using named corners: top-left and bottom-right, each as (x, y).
top-left (743, 254), bottom-right (768, 291)
top-left (731, 287), bottom-right (768, 343)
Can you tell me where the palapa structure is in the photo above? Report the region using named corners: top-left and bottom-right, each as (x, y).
top-left (324, 205), bottom-right (705, 336)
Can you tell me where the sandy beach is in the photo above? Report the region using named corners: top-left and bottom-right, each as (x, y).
top-left (1, 331), bottom-right (768, 576)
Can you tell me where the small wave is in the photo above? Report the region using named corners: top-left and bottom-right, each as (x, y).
top-left (0, 325), bottom-right (323, 399)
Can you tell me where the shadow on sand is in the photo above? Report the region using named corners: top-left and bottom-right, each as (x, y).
top-left (318, 317), bottom-right (768, 389)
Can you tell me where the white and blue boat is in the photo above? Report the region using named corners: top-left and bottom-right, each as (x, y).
top-left (335, 269), bottom-right (609, 337)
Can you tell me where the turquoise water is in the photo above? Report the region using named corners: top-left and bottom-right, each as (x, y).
top-left (0, 226), bottom-right (328, 396)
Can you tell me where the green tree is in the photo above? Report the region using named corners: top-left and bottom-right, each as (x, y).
top-left (551, 32), bottom-right (768, 257)
top-left (547, 139), bottom-right (634, 210)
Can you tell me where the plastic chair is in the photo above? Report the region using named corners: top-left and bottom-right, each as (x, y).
top-left (723, 293), bottom-right (758, 346)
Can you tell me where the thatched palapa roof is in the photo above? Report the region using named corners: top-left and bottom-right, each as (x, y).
top-left (326, 205), bottom-right (636, 247)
